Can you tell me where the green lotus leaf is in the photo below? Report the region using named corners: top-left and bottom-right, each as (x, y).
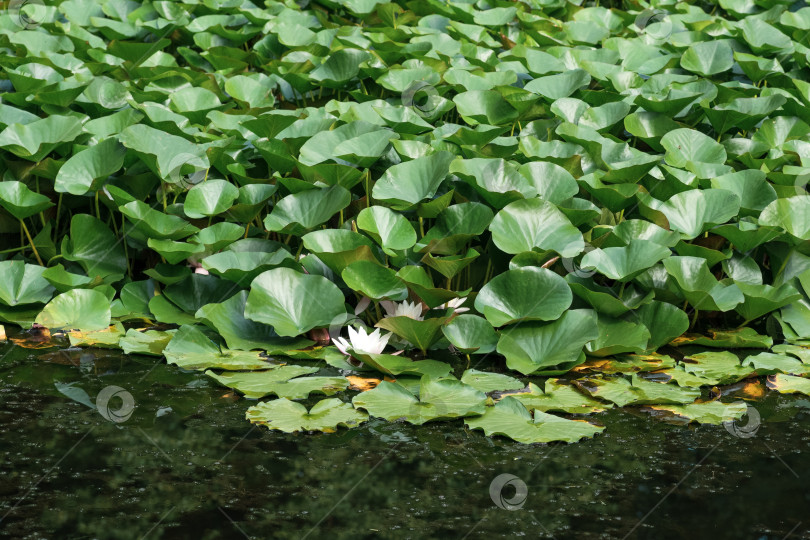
top-left (772, 344), bottom-right (810, 364)
top-left (623, 111), bottom-right (681, 149)
top-left (163, 325), bottom-right (275, 371)
top-left (311, 49), bottom-right (371, 86)
top-left (120, 200), bottom-right (199, 240)
top-left (245, 267), bottom-right (346, 337)
top-left (735, 282), bottom-right (802, 322)
top-left (341, 261), bottom-right (408, 301)
top-left (356, 205), bottom-right (417, 253)
top-left (574, 374), bottom-right (700, 407)
top-left (371, 151), bottom-right (454, 209)
top-left (737, 18), bottom-right (792, 54)
top-left (610, 221), bottom-right (681, 249)
top-left (207, 368), bottom-right (347, 399)
top-left (639, 189), bottom-right (741, 240)
top-left (474, 268), bottom-right (572, 327)
top-left (183, 179), bottom-right (239, 219)
top-left (663, 256), bottom-right (744, 312)
top-left (396, 266), bottom-right (462, 308)
top-left (709, 170), bottom-right (776, 215)
top-left (442, 315), bottom-right (498, 355)
top-left (497, 309), bottom-right (599, 375)
top-left (518, 161), bottom-right (578, 205)
top-left (586, 315), bottom-right (650, 357)
top-left (196, 291), bottom-right (313, 352)
top-left (169, 86), bottom-right (223, 123)
top-left (453, 90), bottom-right (518, 126)
top-left (742, 353), bottom-right (810, 377)
top-left (298, 121), bottom-right (396, 167)
top-left (465, 397), bottom-right (604, 444)
top-left (147, 239), bottom-right (205, 265)
top-left (118, 124), bottom-right (209, 182)
top-left (635, 301), bottom-right (689, 350)
top-left (421, 248), bottom-right (479, 279)
top-left (54, 138), bottom-right (127, 196)
top-left (460, 369), bottom-right (523, 393)
top-left (119, 328), bottom-right (176, 356)
top-left (679, 351), bottom-right (753, 385)
top-left (222, 74), bottom-right (275, 109)
top-left (565, 275), bottom-right (654, 317)
top-left (0, 181), bottom-right (54, 220)
top-left (35, 289), bottom-right (111, 331)
top-left (508, 380), bottom-right (610, 414)
top-left (671, 328), bottom-right (773, 349)
top-left (246, 398), bottom-right (368, 433)
top-left (660, 128), bottom-right (729, 179)
top-left (0, 115), bottom-right (83, 162)
top-left (759, 197), bottom-right (810, 240)
top-left (0, 260), bottom-right (55, 306)
top-left (201, 250), bottom-right (296, 285)
top-left (41, 264), bottom-right (95, 292)
top-left (581, 240), bottom-right (670, 282)
top-left (351, 352), bottom-right (453, 379)
top-left (579, 353), bottom-right (677, 375)
top-left (489, 198), bottom-right (584, 257)
top-left (767, 373), bottom-right (810, 397)
top-left (680, 40), bottom-right (734, 76)
top-left (416, 202), bottom-right (494, 255)
top-left (375, 315), bottom-right (448, 353)
top-left (61, 214), bottom-right (127, 279)
top-left (301, 229), bottom-right (376, 274)
top-left (450, 158), bottom-right (534, 209)
top-left (228, 183), bottom-right (277, 223)
top-left (161, 274), bottom-right (236, 315)
top-left (352, 378), bottom-right (487, 425)
top-left (524, 69), bottom-right (591, 100)
top-left (704, 95), bottom-right (787, 135)
top-left (264, 185), bottom-right (351, 236)
top-left (644, 401), bottom-right (747, 425)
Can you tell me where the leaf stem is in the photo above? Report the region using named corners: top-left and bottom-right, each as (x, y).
top-left (20, 219), bottom-right (44, 265)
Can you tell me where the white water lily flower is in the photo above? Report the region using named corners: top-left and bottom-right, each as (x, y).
top-left (381, 300), bottom-right (424, 320)
top-left (333, 326), bottom-right (391, 356)
top-left (440, 297), bottom-right (469, 314)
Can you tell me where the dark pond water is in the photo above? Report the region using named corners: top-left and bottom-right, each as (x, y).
top-left (1, 339), bottom-right (809, 540)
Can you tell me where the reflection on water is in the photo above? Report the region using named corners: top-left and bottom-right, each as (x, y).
top-left (1, 342), bottom-right (809, 539)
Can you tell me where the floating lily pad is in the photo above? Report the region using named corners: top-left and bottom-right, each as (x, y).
top-left (246, 398), bottom-right (368, 433)
top-left (573, 375), bottom-right (701, 407)
top-left (465, 397), bottom-right (605, 444)
top-left (508, 380), bottom-right (611, 414)
top-left (352, 378), bottom-right (487, 425)
top-left (206, 368), bottom-right (347, 399)
top-left (644, 401), bottom-right (748, 425)
top-left (460, 369), bottom-right (524, 393)
top-left (679, 351), bottom-right (754, 385)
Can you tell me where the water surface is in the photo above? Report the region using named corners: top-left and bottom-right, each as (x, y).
top-left (1, 342), bottom-right (808, 539)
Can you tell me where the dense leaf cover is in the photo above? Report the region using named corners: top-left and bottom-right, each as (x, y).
top-left (2, 0), bottom-right (810, 441)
